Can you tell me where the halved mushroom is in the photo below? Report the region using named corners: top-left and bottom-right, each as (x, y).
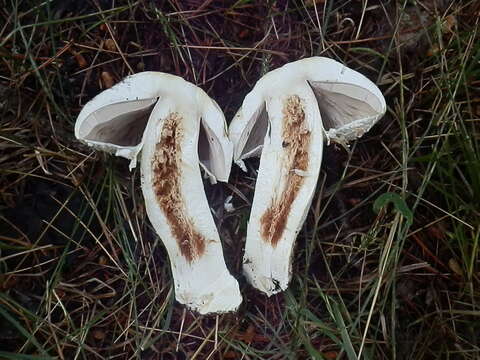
top-left (229, 57), bottom-right (386, 296)
top-left (76, 72), bottom-right (242, 314)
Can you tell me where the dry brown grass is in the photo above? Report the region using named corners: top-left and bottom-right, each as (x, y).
top-left (0, 0), bottom-right (479, 359)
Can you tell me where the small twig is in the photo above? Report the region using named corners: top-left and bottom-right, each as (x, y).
top-left (176, 307), bottom-right (186, 352)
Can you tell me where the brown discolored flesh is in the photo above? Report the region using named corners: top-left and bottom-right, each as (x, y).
top-left (260, 95), bottom-right (311, 247)
top-left (151, 113), bottom-right (206, 262)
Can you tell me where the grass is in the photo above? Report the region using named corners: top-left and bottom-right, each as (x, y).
top-left (0, 0), bottom-right (479, 358)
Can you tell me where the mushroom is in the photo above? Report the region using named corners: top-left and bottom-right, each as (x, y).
top-left (75, 72), bottom-right (242, 314)
top-left (229, 57), bottom-right (386, 296)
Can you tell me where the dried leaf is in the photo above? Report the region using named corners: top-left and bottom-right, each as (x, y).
top-left (101, 71), bottom-right (114, 88)
top-left (104, 39), bottom-right (116, 51)
top-left (323, 351), bottom-right (338, 359)
top-left (442, 15), bottom-right (456, 33)
top-left (92, 329), bottom-right (106, 340)
top-left (71, 50), bottom-right (87, 68)
top-left (448, 258), bottom-right (463, 277)
top-left (224, 351), bottom-right (240, 359)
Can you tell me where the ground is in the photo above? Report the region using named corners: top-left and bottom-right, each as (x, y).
top-left (0, 0), bottom-right (479, 359)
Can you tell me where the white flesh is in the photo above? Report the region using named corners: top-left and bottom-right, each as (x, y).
top-left (230, 57), bottom-right (386, 296)
top-left (141, 96), bottom-right (241, 314)
top-left (242, 85), bottom-right (324, 295)
top-left (75, 72), bottom-right (241, 314)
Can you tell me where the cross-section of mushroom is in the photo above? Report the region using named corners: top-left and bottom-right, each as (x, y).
top-left (229, 57), bottom-right (386, 296)
top-left (75, 72), bottom-right (242, 314)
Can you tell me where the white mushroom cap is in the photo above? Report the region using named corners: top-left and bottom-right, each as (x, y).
top-left (75, 72), bottom-right (242, 314)
top-left (229, 57), bottom-right (386, 296)
top-left (75, 72), bottom-right (232, 182)
top-left (230, 57), bottom-right (386, 166)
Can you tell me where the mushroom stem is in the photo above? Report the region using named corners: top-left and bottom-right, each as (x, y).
top-left (141, 97), bottom-right (241, 313)
top-left (242, 87), bottom-right (324, 295)
top-left (75, 72), bottom-right (242, 314)
top-left (230, 57), bottom-right (386, 295)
